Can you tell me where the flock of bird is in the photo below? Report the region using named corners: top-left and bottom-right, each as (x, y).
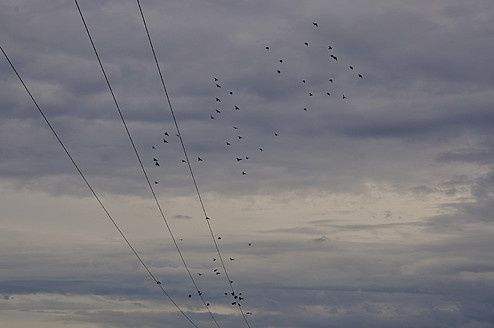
top-left (147, 21), bottom-right (364, 314)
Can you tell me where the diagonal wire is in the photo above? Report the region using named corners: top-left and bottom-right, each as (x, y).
top-left (135, 1), bottom-right (252, 327)
top-left (73, 1), bottom-right (221, 327)
top-left (0, 44), bottom-right (199, 328)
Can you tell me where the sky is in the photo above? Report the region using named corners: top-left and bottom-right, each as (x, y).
top-left (1, 0), bottom-right (494, 327)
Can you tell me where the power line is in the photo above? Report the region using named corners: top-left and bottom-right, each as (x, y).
top-left (73, 1), bottom-right (222, 327)
top-left (0, 44), bottom-right (199, 328)
top-left (134, 1), bottom-right (252, 327)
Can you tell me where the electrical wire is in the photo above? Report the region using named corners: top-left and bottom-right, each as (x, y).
top-left (134, 1), bottom-right (252, 327)
top-left (0, 44), bottom-right (199, 328)
top-left (73, 1), bottom-right (222, 327)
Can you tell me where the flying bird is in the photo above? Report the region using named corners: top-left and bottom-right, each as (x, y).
top-left (277, 70), bottom-right (281, 74)
top-left (313, 22), bottom-right (318, 27)
top-left (198, 273), bottom-right (203, 276)
top-left (265, 46), bottom-right (269, 50)
top-left (326, 92), bottom-right (331, 96)
top-left (233, 126), bottom-right (238, 130)
top-left (215, 97), bottom-right (221, 102)
top-left (230, 257), bottom-right (235, 261)
top-left (210, 115), bottom-right (215, 119)
top-left (229, 91), bottom-right (233, 95)
top-left (328, 45), bottom-right (332, 50)
top-left (153, 158), bottom-right (158, 162)
top-left (304, 42), bottom-right (309, 46)
top-left (236, 157), bottom-right (243, 162)
top-left (154, 181), bottom-right (158, 184)
top-left (226, 142), bottom-right (231, 146)
top-left (214, 77), bottom-right (219, 81)
top-left (242, 171), bottom-right (246, 175)
top-left (163, 138), bottom-right (168, 143)
top-left (234, 105), bottom-right (240, 110)
top-left (182, 159), bottom-right (187, 163)
top-left (303, 107), bottom-right (308, 111)
top-left (156, 281), bottom-right (161, 285)
top-left (309, 93), bottom-right (313, 96)
top-left (155, 162), bottom-right (160, 167)
top-left (152, 146), bottom-right (155, 149)
top-left (238, 136), bottom-right (243, 139)
top-left (216, 83), bottom-right (221, 88)
top-left (279, 59), bottom-right (283, 63)
top-left (329, 79), bottom-right (333, 83)
top-left (259, 148), bottom-right (263, 151)
top-left (330, 55), bottom-right (337, 61)
top-left (274, 132), bottom-right (278, 136)
top-left (342, 94), bottom-right (347, 99)
top-left (358, 74), bottom-right (363, 78)
top-left (216, 109), bottom-right (221, 113)
top-left (198, 157), bottom-right (203, 161)
top-left (302, 79), bottom-right (306, 83)
top-left (349, 66), bottom-right (354, 70)
top-left (164, 131), bottom-right (169, 136)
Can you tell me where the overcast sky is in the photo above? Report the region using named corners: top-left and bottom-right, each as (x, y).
top-left (2, 0), bottom-right (494, 327)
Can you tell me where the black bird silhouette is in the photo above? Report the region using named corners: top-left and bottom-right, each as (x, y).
top-left (198, 273), bottom-right (203, 276)
top-left (163, 138), bottom-right (168, 143)
top-left (326, 92), bottom-right (331, 96)
top-left (214, 77), bottom-right (218, 81)
top-left (330, 55), bottom-right (338, 61)
top-left (259, 148), bottom-right (263, 151)
top-left (214, 268), bottom-right (218, 272)
top-left (234, 105), bottom-right (240, 110)
top-left (313, 22), bottom-right (318, 27)
top-left (274, 132), bottom-right (278, 136)
top-left (164, 131), bottom-right (169, 136)
top-left (304, 42), bottom-right (309, 46)
top-left (309, 93), bottom-right (313, 96)
top-left (329, 79), bottom-right (333, 83)
top-left (246, 312), bottom-right (252, 315)
top-left (226, 142), bottom-right (231, 146)
top-left (279, 59), bottom-right (283, 63)
top-left (342, 94), bottom-right (347, 99)
top-left (216, 272), bottom-right (221, 275)
top-left (218, 236), bottom-right (222, 240)
top-left (277, 70), bottom-right (281, 74)
top-left (302, 79), bottom-right (306, 83)
top-left (216, 83), bottom-right (221, 88)
top-left (349, 66), bottom-right (354, 70)
top-left (182, 159), bottom-right (187, 163)
top-left (248, 243), bottom-right (252, 246)
top-left (198, 157), bottom-right (203, 161)
top-left (152, 146), bottom-right (155, 149)
top-left (230, 257), bottom-right (235, 261)
top-left (210, 115), bottom-right (215, 119)
top-left (153, 158), bottom-right (158, 162)
top-left (328, 45), bottom-right (333, 50)
top-left (238, 136), bottom-right (243, 139)
top-left (156, 281), bottom-right (161, 285)
top-left (236, 157), bottom-right (242, 162)
top-left (233, 126), bottom-right (238, 130)
top-left (229, 91), bottom-right (233, 95)
top-left (154, 181), bottom-right (158, 184)
top-left (245, 156), bottom-right (250, 159)
top-left (155, 162), bottom-right (160, 167)
top-left (213, 258), bottom-right (216, 261)
top-left (216, 109), bottom-right (221, 113)
top-left (232, 302), bottom-right (237, 305)
top-left (188, 294), bottom-right (192, 298)
top-left (242, 171), bottom-right (246, 175)
top-left (304, 107), bottom-right (308, 111)
top-left (358, 74), bottom-right (363, 78)
top-left (215, 97), bottom-right (221, 102)
top-left (265, 46), bottom-right (269, 50)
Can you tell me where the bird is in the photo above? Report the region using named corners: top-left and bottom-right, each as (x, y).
top-left (358, 74), bottom-right (363, 78)
top-left (277, 70), bottom-right (281, 74)
top-left (214, 268), bottom-right (218, 272)
top-left (238, 136), bottom-right (243, 139)
top-left (216, 109), bottom-right (221, 113)
top-left (232, 302), bottom-right (237, 305)
top-left (233, 126), bottom-right (238, 130)
top-left (226, 142), bottom-right (231, 146)
top-left (326, 92), bottom-right (331, 96)
top-left (153, 158), bottom-right (158, 162)
top-left (248, 243), bottom-right (252, 246)
top-left (198, 157), bottom-right (203, 161)
top-left (302, 79), bottom-right (306, 83)
top-left (342, 94), bottom-right (347, 99)
top-left (242, 171), bottom-right (246, 175)
top-left (164, 131), bottom-right (169, 136)
top-left (234, 105), bottom-right (240, 110)
top-left (229, 91), bottom-right (233, 95)
top-left (163, 138), bottom-right (168, 143)
top-left (215, 97), bottom-right (221, 102)
top-left (259, 148), bottom-right (263, 151)
top-left (328, 45), bottom-right (332, 50)
top-left (218, 236), bottom-right (222, 240)
top-left (309, 93), bottom-right (313, 96)
top-left (155, 162), bottom-right (160, 167)
top-left (188, 294), bottom-right (192, 298)
top-left (274, 132), bottom-right (278, 136)
top-left (279, 59), bottom-right (283, 63)
top-left (304, 42), bottom-right (309, 46)
top-left (216, 272), bottom-right (221, 275)
top-left (210, 115), bottom-right (215, 120)
top-left (349, 66), bottom-right (354, 70)
top-left (265, 46), bottom-right (269, 50)
top-left (213, 258), bottom-right (216, 261)
top-left (245, 156), bottom-right (249, 160)
top-left (236, 157), bottom-right (242, 162)
top-left (152, 146), bottom-right (155, 149)
top-left (329, 79), bottom-right (333, 83)
top-left (182, 159), bottom-right (187, 163)
top-left (198, 273), bottom-right (203, 276)
top-left (214, 77), bottom-right (219, 81)
top-left (216, 83), bottom-right (221, 88)
top-left (246, 312), bottom-right (252, 315)
top-left (229, 257), bottom-right (235, 261)
top-left (156, 281), bottom-right (161, 285)
top-left (330, 54), bottom-right (337, 61)
top-left (304, 107), bottom-right (308, 111)
top-left (206, 303), bottom-right (210, 306)
top-left (154, 181), bottom-right (158, 184)
top-left (313, 22), bottom-right (318, 27)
